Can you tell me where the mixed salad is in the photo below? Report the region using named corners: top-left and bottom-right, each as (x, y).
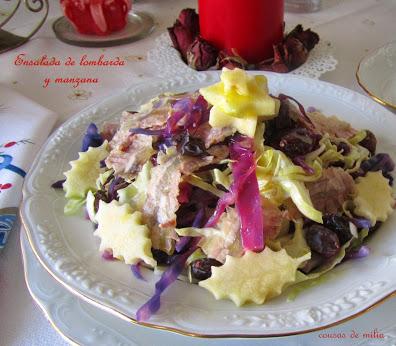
top-left (56, 68), bottom-right (395, 321)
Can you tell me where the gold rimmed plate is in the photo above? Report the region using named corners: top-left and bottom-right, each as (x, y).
top-left (20, 227), bottom-right (396, 346)
top-left (21, 72), bottom-right (396, 337)
top-left (356, 41), bottom-right (396, 110)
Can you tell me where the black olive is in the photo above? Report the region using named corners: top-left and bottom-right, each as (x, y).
top-left (278, 128), bottom-right (320, 158)
top-left (305, 225), bottom-right (340, 258)
top-left (336, 142), bottom-right (351, 155)
top-left (151, 249), bottom-right (173, 265)
top-left (300, 251), bottom-right (325, 274)
top-left (190, 258), bottom-right (222, 281)
top-left (180, 136), bottom-right (207, 157)
top-left (323, 214), bottom-right (353, 244)
top-left (359, 130), bottom-right (377, 155)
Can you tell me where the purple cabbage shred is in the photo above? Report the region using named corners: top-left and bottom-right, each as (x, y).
top-left (131, 262), bottom-right (146, 281)
top-left (278, 94), bottom-right (315, 127)
top-left (130, 95), bottom-right (210, 143)
top-left (136, 238), bottom-right (200, 322)
top-left (293, 156), bottom-right (315, 175)
top-left (81, 123), bottom-right (104, 152)
top-left (307, 106), bottom-right (317, 113)
top-left (350, 218), bottom-right (371, 229)
top-left (175, 208), bottom-right (205, 253)
top-left (346, 245), bottom-right (370, 259)
top-left (102, 250), bottom-right (115, 261)
top-left (205, 135), bottom-right (264, 252)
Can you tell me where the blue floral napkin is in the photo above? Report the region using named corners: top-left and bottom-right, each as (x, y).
top-left (0, 85), bottom-right (57, 250)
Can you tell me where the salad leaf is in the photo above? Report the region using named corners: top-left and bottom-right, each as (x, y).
top-left (118, 161), bottom-right (152, 210)
top-left (183, 174), bottom-right (225, 198)
top-left (177, 207), bottom-right (243, 263)
top-left (279, 220), bottom-right (310, 259)
top-left (287, 272), bottom-right (331, 301)
top-left (94, 200), bottom-right (156, 267)
top-left (212, 167), bottom-right (232, 190)
top-left (257, 148), bottom-right (323, 223)
top-left (199, 248), bottom-right (310, 306)
top-left (348, 130), bottom-right (367, 145)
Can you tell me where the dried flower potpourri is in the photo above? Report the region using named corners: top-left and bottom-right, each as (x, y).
top-left (167, 9), bottom-right (320, 73)
top-left (56, 69), bottom-right (395, 321)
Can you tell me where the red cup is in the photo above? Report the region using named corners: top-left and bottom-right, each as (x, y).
top-left (198, 0), bottom-right (284, 64)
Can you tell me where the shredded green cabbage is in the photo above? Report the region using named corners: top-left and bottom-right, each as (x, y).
top-left (118, 161), bottom-right (152, 210)
top-left (183, 174), bottom-right (225, 198)
top-left (256, 148), bottom-right (323, 223)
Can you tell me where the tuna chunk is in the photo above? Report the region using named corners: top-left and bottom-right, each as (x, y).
top-left (143, 152), bottom-right (182, 229)
top-left (180, 144), bottom-right (229, 175)
top-left (194, 122), bottom-right (234, 148)
top-left (308, 111), bottom-right (357, 139)
top-left (306, 167), bottom-right (355, 214)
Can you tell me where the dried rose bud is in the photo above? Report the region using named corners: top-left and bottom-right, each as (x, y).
top-left (187, 37), bottom-right (218, 71)
top-left (168, 20), bottom-right (195, 61)
top-left (286, 24), bottom-right (319, 51)
top-left (256, 44), bottom-right (289, 73)
top-left (216, 50), bottom-right (248, 70)
top-left (284, 36), bottom-right (309, 69)
top-left (178, 8), bottom-right (199, 38)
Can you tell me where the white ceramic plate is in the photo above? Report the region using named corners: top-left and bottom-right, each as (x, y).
top-left (21, 72), bottom-right (396, 337)
top-left (356, 41), bottom-right (396, 109)
top-left (21, 231), bottom-right (396, 346)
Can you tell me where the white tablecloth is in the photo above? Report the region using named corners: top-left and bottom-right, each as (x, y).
top-left (0, 0), bottom-right (395, 345)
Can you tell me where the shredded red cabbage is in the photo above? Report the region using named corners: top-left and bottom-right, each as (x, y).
top-left (136, 238), bottom-right (200, 322)
top-left (131, 262), bottom-right (146, 281)
top-left (176, 208), bottom-right (205, 253)
top-left (346, 245), bottom-right (370, 259)
top-left (129, 128), bottom-right (164, 136)
top-left (350, 218), bottom-right (371, 229)
top-left (278, 94), bottom-right (314, 127)
top-left (177, 182), bottom-right (193, 204)
top-left (307, 106), bottom-right (317, 113)
top-left (204, 192), bottom-right (235, 227)
top-left (205, 136), bottom-right (264, 252)
top-left (130, 95), bottom-right (209, 140)
top-left (102, 250), bottom-right (115, 261)
top-left (82, 123), bottom-right (104, 152)
top-left (293, 156), bottom-right (315, 175)
top-left (107, 177), bottom-right (129, 201)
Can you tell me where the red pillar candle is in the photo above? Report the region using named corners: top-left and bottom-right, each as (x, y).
top-left (198, 0), bottom-right (284, 64)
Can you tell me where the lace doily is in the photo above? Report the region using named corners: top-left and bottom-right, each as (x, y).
top-left (148, 33), bottom-right (338, 80)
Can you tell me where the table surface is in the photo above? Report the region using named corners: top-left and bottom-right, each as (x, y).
top-left (0, 0), bottom-right (395, 345)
